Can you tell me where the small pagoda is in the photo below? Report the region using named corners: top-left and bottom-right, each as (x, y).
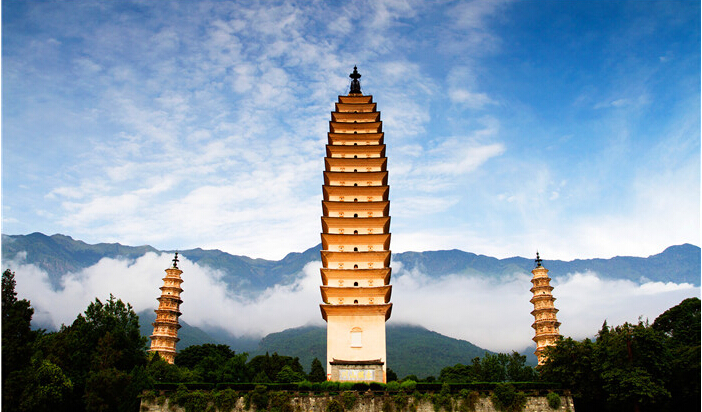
top-left (320, 66), bottom-right (393, 382)
top-left (149, 252), bottom-right (184, 364)
top-left (529, 252), bottom-right (561, 365)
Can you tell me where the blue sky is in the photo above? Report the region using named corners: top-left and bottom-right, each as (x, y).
top-left (3, 0), bottom-right (700, 260)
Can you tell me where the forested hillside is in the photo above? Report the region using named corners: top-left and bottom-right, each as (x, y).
top-left (4, 267), bottom-right (697, 412)
top-left (255, 324), bottom-right (490, 378)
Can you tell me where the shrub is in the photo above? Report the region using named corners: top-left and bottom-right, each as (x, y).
top-left (387, 381), bottom-right (400, 392)
top-left (352, 382), bottom-right (370, 391)
top-left (173, 389), bottom-right (209, 412)
top-left (399, 380), bottom-right (417, 392)
top-left (342, 391), bottom-right (358, 409)
top-left (457, 389), bottom-right (480, 412)
top-left (491, 383), bottom-right (526, 412)
top-left (546, 392), bottom-right (561, 409)
top-left (339, 381), bottom-right (355, 391)
top-left (141, 390), bottom-right (158, 403)
top-left (431, 383), bottom-right (453, 412)
top-left (297, 380), bottom-right (313, 391)
top-left (250, 385), bottom-right (269, 411)
top-left (393, 391), bottom-right (409, 410)
top-left (326, 398), bottom-right (344, 412)
top-left (269, 391), bottom-right (293, 412)
top-left (370, 382), bottom-right (386, 391)
top-left (213, 388), bottom-right (239, 411)
top-left (321, 380), bottom-right (340, 391)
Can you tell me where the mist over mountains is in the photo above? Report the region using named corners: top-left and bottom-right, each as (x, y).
top-left (3, 232), bottom-right (699, 292)
top-left (2, 232), bottom-right (699, 358)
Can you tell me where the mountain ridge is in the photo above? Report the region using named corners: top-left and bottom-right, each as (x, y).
top-left (5, 232), bottom-right (697, 378)
top-left (3, 233), bottom-right (699, 292)
top-left (7, 234), bottom-right (695, 318)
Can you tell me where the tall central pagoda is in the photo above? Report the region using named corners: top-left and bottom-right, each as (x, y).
top-left (320, 67), bottom-right (392, 383)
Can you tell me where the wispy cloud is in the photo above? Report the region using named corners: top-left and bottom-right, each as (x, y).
top-left (3, 0), bottom-right (699, 262)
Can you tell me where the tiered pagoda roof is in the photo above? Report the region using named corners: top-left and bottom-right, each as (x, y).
top-left (530, 253), bottom-right (561, 365)
top-left (320, 67), bottom-right (393, 382)
top-left (149, 253), bottom-right (184, 364)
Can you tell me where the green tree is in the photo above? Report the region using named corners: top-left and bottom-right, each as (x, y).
top-left (595, 321), bottom-right (671, 411)
top-left (174, 343), bottom-right (248, 383)
top-left (219, 352), bottom-right (250, 383)
top-left (2, 269), bottom-right (35, 378)
top-left (505, 352), bottom-right (536, 382)
top-left (653, 298), bottom-right (700, 411)
top-left (275, 365), bottom-right (305, 383)
top-left (539, 337), bottom-right (605, 410)
top-left (247, 352), bottom-right (304, 383)
top-left (541, 315), bottom-right (682, 412)
top-left (439, 351), bottom-right (536, 383)
top-left (32, 295), bottom-right (148, 411)
top-left (83, 368), bottom-right (132, 412)
top-left (175, 343), bottom-right (235, 369)
top-left (18, 359), bottom-right (73, 412)
top-left (386, 368), bottom-right (398, 382)
top-left (308, 357), bottom-right (326, 382)
top-left (2, 268), bottom-right (38, 412)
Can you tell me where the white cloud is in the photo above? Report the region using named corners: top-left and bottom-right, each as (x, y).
top-left (6, 252), bottom-right (698, 353)
top-left (8, 252), bottom-right (324, 338)
top-left (389, 264), bottom-right (698, 352)
top-left (448, 89), bottom-right (496, 108)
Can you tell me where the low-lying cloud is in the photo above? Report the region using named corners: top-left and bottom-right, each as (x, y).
top-left (7, 253), bottom-right (699, 353)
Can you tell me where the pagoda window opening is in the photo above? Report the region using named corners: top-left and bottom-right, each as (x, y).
top-left (354, 300), bottom-right (359, 304)
top-left (354, 143), bottom-right (358, 145)
top-left (354, 213), bottom-right (358, 217)
top-left (354, 198), bottom-right (358, 202)
top-left (350, 328), bottom-right (362, 347)
top-left (354, 282), bottom-right (359, 286)
top-left (354, 247), bottom-right (359, 251)
top-left (354, 230), bottom-right (358, 234)
top-left (354, 264), bottom-right (359, 269)
top-left (354, 155), bottom-right (358, 158)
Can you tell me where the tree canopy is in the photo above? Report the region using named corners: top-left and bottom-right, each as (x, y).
top-left (540, 297), bottom-right (701, 412)
top-left (438, 351), bottom-right (537, 383)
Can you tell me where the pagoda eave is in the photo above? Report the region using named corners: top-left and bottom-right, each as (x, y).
top-left (321, 268), bottom-right (392, 286)
top-left (320, 303), bottom-right (392, 321)
top-left (338, 95), bottom-right (373, 104)
top-left (326, 145), bottom-right (386, 158)
top-left (334, 102), bottom-right (377, 113)
top-left (320, 285), bottom-right (392, 302)
top-left (321, 250), bottom-right (392, 268)
top-left (530, 295), bottom-right (557, 304)
top-left (327, 133), bottom-right (384, 146)
top-left (533, 333), bottom-right (561, 343)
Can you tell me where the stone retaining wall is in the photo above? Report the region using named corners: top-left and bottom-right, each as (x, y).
top-left (140, 391), bottom-right (574, 412)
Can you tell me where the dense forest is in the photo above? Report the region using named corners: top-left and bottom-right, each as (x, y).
top-left (2, 268), bottom-right (699, 411)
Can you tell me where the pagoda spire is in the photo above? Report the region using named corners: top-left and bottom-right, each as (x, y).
top-left (148, 253), bottom-right (184, 364)
top-left (349, 66), bottom-right (362, 95)
top-left (529, 253), bottom-right (561, 365)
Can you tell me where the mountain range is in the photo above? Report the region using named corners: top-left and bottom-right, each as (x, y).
top-left (3, 233), bottom-right (699, 294)
top-left (2, 232), bottom-right (699, 377)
